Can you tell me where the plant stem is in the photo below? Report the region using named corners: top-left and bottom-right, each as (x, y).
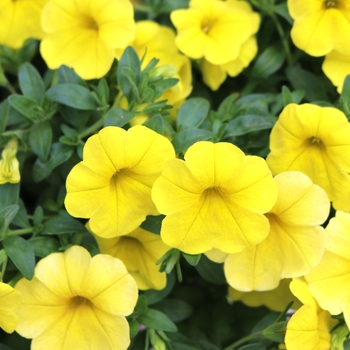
top-left (5, 81), bottom-right (17, 94)
top-left (78, 118), bottom-right (104, 139)
top-left (222, 332), bottom-right (263, 350)
top-left (133, 3), bottom-right (151, 13)
top-left (5, 227), bottom-right (34, 237)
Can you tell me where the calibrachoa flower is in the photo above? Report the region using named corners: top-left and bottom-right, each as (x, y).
top-left (223, 171), bottom-right (329, 291)
top-left (15, 246), bottom-right (138, 350)
top-left (200, 36), bottom-right (258, 91)
top-left (306, 211), bottom-right (350, 328)
top-left (0, 138), bottom-right (20, 184)
top-left (0, 282), bottom-right (21, 334)
top-left (228, 279), bottom-right (301, 312)
top-left (322, 50), bottom-right (350, 93)
top-left (0, 0), bottom-right (47, 49)
top-left (170, 0), bottom-right (260, 65)
top-left (288, 0), bottom-right (350, 57)
top-left (152, 141), bottom-right (278, 255)
top-left (65, 126), bottom-right (175, 238)
top-left (266, 103), bottom-right (350, 202)
top-left (285, 278), bottom-right (335, 350)
top-left (93, 226), bottom-right (169, 290)
top-left (40, 0), bottom-right (135, 80)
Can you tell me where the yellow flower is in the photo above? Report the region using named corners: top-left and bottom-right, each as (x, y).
top-left (306, 211), bottom-right (350, 328)
top-left (65, 125), bottom-right (175, 238)
top-left (115, 20), bottom-right (193, 110)
top-left (0, 282), bottom-right (21, 334)
top-left (228, 279), bottom-right (302, 312)
top-left (40, 0), bottom-right (135, 79)
top-left (93, 226), bottom-right (169, 290)
top-left (266, 103), bottom-right (350, 202)
top-left (0, 138), bottom-right (20, 184)
top-left (223, 171), bottom-right (329, 291)
top-left (288, 0), bottom-right (350, 57)
top-left (322, 50), bottom-right (350, 93)
top-left (0, 0), bottom-right (46, 49)
top-left (152, 141), bottom-right (278, 255)
top-left (201, 36), bottom-right (258, 91)
top-left (170, 0), bottom-right (260, 65)
top-left (15, 246), bottom-right (138, 350)
top-left (285, 278), bottom-right (335, 350)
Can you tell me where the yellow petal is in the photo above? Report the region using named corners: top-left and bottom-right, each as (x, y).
top-left (287, 0), bottom-right (323, 19)
top-left (205, 248), bottom-right (229, 263)
top-left (289, 278), bottom-right (318, 309)
top-left (201, 59), bottom-right (227, 91)
top-left (0, 283), bottom-right (21, 334)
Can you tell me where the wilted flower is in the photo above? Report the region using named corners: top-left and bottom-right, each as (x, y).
top-left (15, 246), bottom-right (138, 350)
top-left (171, 0), bottom-right (260, 65)
top-left (152, 141), bottom-right (277, 255)
top-left (267, 103), bottom-right (350, 202)
top-left (0, 0), bottom-right (46, 49)
top-left (65, 126), bottom-right (175, 238)
top-left (40, 0), bottom-right (135, 79)
top-left (94, 226), bottom-right (169, 290)
top-left (288, 0), bottom-right (350, 56)
top-left (0, 138), bottom-right (20, 184)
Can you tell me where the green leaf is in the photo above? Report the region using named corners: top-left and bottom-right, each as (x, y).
top-left (8, 95), bottom-right (39, 121)
top-left (273, 3), bottom-right (293, 24)
top-left (46, 84), bottom-right (98, 110)
top-left (12, 198), bottom-right (30, 229)
top-left (172, 128), bottom-right (212, 154)
top-left (3, 236), bottom-right (35, 280)
top-left (0, 205), bottom-right (19, 238)
top-left (153, 298), bottom-right (193, 322)
top-left (0, 100), bottom-right (10, 142)
top-left (144, 271), bottom-right (176, 305)
top-left (182, 252), bottom-right (201, 266)
top-left (282, 86), bottom-right (305, 107)
top-left (144, 114), bottom-right (164, 134)
top-left (104, 107), bottom-right (135, 127)
top-left (252, 46), bottom-right (285, 79)
top-left (140, 215), bottom-right (164, 234)
top-left (18, 63), bottom-right (45, 104)
top-left (117, 46), bottom-right (141, 103)
top-left (344, 338), bottom-right (350, 350)
top-left (29, 120), bottom-right (52, 162)
top-left (0, 183), bottom-right (20, 210)
top-left (153, 78), bottom-right (179, 100)
top-left (135, 295), bottom-right (148, 314)
top-left (195, 254), bottom-right (226, 285)
top-left (138, 308), bottom-right (177, 332)
top-left (42, 210), bottom-right (88, 235)
top-left (340, 75), bottom-right (350, 120)
top-left (252, 313), bottom-right (279, 334)
top-left (239, 344), bottom-right (266, 350)
top-left (129, 319), bottom-right (139, 338)
top-left (32, 143), bottom-right (73, 182)
top-left (263, 321), bottom-right (287, 343)
top-left (224, 115), bottom-right (277, 137)
top-left (217, 93), bottom-right (239, 119)
top-left (33, 206), bottom-right (44, 226)
top-left (58, 65), bottom-right (87, 87)
top-left (177, 98), bottom-right (210, 131)
top-left (29, 237), bottom-right (60, 258)
top-left (97, 78), bottom-right (109, 103)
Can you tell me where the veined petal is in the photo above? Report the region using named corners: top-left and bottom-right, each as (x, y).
top-left (15, 277), bottom-right (68, 338)
top-left (205, 248), bottom-right (229, 263)
top-left (201, 59), bottom-right (227, 91)
top-left (289, 278), bottom-right (317, 308)
top-left (82, 254), bottom-right (138, 316)
top-left (271, 172), bottom-right (330, 226)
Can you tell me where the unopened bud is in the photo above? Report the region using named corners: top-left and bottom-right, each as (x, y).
top-left (0, 138), bottom-right (20, 184)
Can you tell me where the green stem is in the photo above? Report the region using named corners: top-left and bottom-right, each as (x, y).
top-left (5, 82), bottom-right (17, 94)
top-left (222, 332), bottom-right (263, 350)
top-left (133, 3), bottom-right (152, 13)
top-left (78, 118), bottom-right (104, 139)
top-left (270, 12), bottom-right (293, 66)
top-left (5, 227), bottom-right (34, 237)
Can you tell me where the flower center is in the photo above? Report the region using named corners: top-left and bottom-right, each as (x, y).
top-left (309, 136), bottom-right (323, 146)
top-left (70, 296), bottom-right (92, 307)
top-left (81, 15), bottom-right (99, 31)
top-left (325, 0), bottom-right (339, 8)
top-left (200, 18), bottom-right (216, 34)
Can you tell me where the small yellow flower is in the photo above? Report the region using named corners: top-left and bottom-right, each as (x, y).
top-left (65, 126), bottom-right (175, 238)
top-left (266, 103), bottom-right (350, 202)
top-left (0, 138), bottom-right (20, 185)
top-left (15, 246), bottom-right (138, 350)
top-left (285, 278), bottom-right (335, 350)
top-left (201, 36), bottom-right (258, 91)
top-left (0, 0), bottom-right (47, 49)
top-left (223, 171), bottom-right (329, 291)
top-left (171, 0), bottom-right (260, 65)
top-left (288, 0), bottom-right (350, 56)
top-left (228, 279), bottom-right (302, 312)
top-left (93, 226), bottom-right (169, 290)
top-left (306, 211), bottom-right (350, 328)
top-left (40, 0), bottom-right (136, 79)
top-left (152, 141), bottom-right (278, 255)
top-left (0, 282), bottom-right (21, 334)
top-left (322, 50), bottom-right (350, 93)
